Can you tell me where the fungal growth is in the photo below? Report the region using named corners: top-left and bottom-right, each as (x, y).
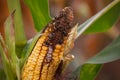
top-left (43, 7), bottom-right (74, 62)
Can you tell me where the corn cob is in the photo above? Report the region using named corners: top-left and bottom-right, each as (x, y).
top-left (22, 7), bottom-right (74, 80)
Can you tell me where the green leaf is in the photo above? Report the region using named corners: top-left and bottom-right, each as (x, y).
top-left (0, 66), bottom-right (6, 80)
top-left (5, 11), bottom-right (17, 64)
top-left (7, 0), bottom-right (27, 56)
top-left (0, 34), bottom-right (7, 80)
top-left (24, 0), bottom-right (52, 31)
top-left (0, 34), bottom-right (5, 48)
top-left (4, 12), bottom-right (20, 80)
top-left (72, 34), bottom-right (120, 80)
top-left (77, 0), bottom-right (120, 37)
top-left (74, 1), bottom-right (120, 80)
top-left (87, 35), bottom-right (120, 64)
top-left (66, 64), bottom-right (102, 80)
top-left (75, 34), bottom-right (120, 80)
top-left (0, 43), bottom-right (15, 80)
top-left (79, 64), bottom-right (102, 80)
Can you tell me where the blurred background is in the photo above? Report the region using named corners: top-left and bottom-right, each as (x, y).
top-left (0, 0), bottom-right (120, 80)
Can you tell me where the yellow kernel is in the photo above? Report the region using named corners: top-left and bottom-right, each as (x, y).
top-left (41, 36), bottom-right (46, 40)
top-left (34, 53), bottom-right (39, 57)
top-left (42, 46), bottom-right (48, 51)
top-left (33, 75), bottom-right (39, 80)
top-left (39, 56), bottom-right (44, 60)
top-left (29, 73), bottom-right (33, 76)
top-left (35, 43), bottom-right (42, 48)
top-left (27, 61), bottom-right (35, 66)
top-left (28, 66), bottom-right (34, 70)
top-left (59, 52), bottom-right (64, 58)
top-left (41, 50), bottom-right (47, 54)
top-left (34, 70), bottom-right (40, 74)
top-left (29, 55), bottom-right (37, 61)
top-left (32, 50), bottom-right (40, 54)
top-left (52, 52), bottom-right (58, 57)
top-left (61, 47), bottom-right (64, 51)
top-left (38, 59), bottom-right (43, 63)
top-left (52, 57), bottom-right (59, 61)
top-left (54, 49), bottom-right (60, 53)
top-left (31, 57), bottom-right (37, 62)
top-left (38, 38), bottom-right (44, 43)
top-left (55, 44), bottom-right (62, 49)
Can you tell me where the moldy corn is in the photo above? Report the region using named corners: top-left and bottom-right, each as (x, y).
top-left (22, 7), bottom-right (74, 80)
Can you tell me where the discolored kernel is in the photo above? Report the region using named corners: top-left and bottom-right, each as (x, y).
top-left (49, 28), bottom-right (52, 31)
top-left (45, 28), bottom-right (48, 31)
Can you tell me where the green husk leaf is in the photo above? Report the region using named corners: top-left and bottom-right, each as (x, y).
top-left (77, 0), bottom-right (120, 37)
top-left (4, 11), bottom-right (20, 80)
top-left (79, 64), bottom-right (102, 80)
top-left (24, 0), bottom-right (52, 31)
top-left (0, 66), bottom-right (6, 80)
top-left (66, 64), bottom-right (102, 80)
top-left (73, 34), bottom-right (120, 80)
top-left (71, 35), bottom-right (120, 80)
top-left (77, 35), bottom-right (120, 80)
top-left (0, 43), bottom-right (15, 80)
top-left (72, 1), bottom-right (120, 80)
top-left (0, 34), bottom-right (6, 48)
top-left (87, 35), bottom-right (120, 64)
top-left (7, 0), bottom-right (27, 57)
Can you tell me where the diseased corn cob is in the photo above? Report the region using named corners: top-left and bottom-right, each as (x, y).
top-left (22, 7), bottom-right (75, 80)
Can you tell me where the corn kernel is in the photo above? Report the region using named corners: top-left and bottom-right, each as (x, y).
top-left (38, 38), bottom-right (45, 43)
top-left (54, 49), bottom-right (60, 53)
top-left (55, 44), bottom-right (62, 49)
top-left (52, 52), bottom-right (58, 57)
top-left (61, 47), bottom-right (64, 51)
top-left (42, 46), bottom-right (48, 51)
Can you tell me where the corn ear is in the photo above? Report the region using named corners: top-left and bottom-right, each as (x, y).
top-left (22, 7), bottom-right (75, 80)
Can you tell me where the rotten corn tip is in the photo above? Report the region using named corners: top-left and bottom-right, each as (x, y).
top-left (56, 7), bottom-right (74, 23)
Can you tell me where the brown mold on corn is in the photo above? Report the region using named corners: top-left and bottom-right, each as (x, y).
top-left (22, 7), bottom-right (74, 80)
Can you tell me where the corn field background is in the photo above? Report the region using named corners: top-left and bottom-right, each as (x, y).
top-left (0, 0), bottom-right (120, 80)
